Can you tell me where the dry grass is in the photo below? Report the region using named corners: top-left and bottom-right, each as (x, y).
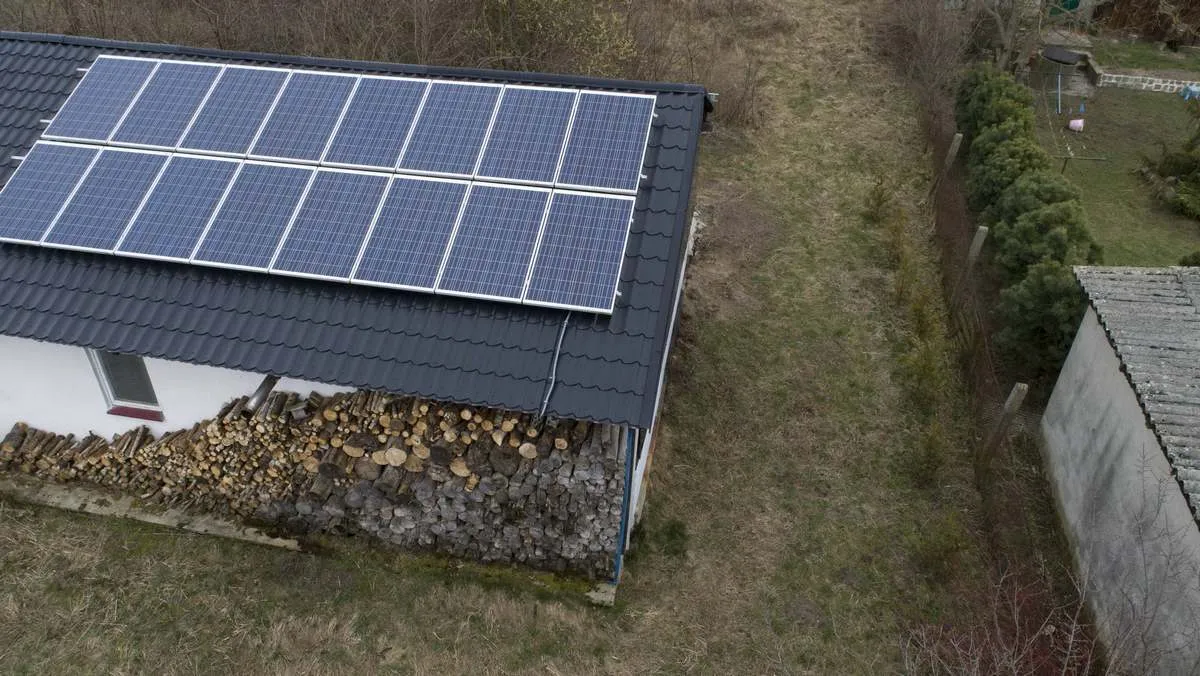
top-left (0, 0), bottom-right (1009, 672)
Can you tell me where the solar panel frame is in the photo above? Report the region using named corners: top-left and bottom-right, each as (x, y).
top-left (395, 81), bottom-right (505, 179)
top-left (0, 141), bottom-right (101, 245)
top-left (107, 61), bottom-right (224, 151)
top-left (554, 91), bottom-right (657, 195)
top-left (40, 147), bottom-right (172, 254)
top-left (266, 166), bottom-right (391, 283)
top-left (177, 65), bottom-right (292, 157)
top-left (473, 84), bottom-right (580, 187)
top-left (172, 64), bottom-right (229, 150)
top-left (315, 76), bottom-right (365, 163)
top-left (188, 160), bottom-right (315, 273)
top-left (42, 55), bottom-right (159, 143)
top-left (520, 189), bottom-right (636, 314)
top-left (112, 153), bottom-right (242, 262)
top-left (320, 75), bottom-right (432, 172)
top-left (249, 71), bottom-right (360, 164)
top-left (433, 182), bottom-right (553, 303)
top-left (349, 174), bottom-right (471, 293)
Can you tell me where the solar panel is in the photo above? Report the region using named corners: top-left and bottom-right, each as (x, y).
top-left (180, 67), bottom-right (289, 155)
top-left (476, 87), bottom-right (577, 184)
top-left (524, 192), bottom-right (634, 312)
top-left (323, 77), bottom-right (428, 169)
top-left (0, 143), bottom-right (98, 243)
top-left (437, 185), bottom-right (549, 300)
top-left (251, 72), bottom-right (357, 162)
top-left (43, 57), bottom-right (157, 142)
top-left (8, 56), bottom-right (659, 314)
top-left (110, 62), bottom-right (222, 148)
top-left (192, 163), bottom-right (313, 269)
top-left (557, 92), bottom-right (655, 193)
top-left (271, 170), bottom-right (389, 279)
top-left (398, 83), bottom-right (501, 176)
top-left (43, 150), bottom-right (167, 251)
top-left (352, 177), bottom-right (468, 290)
top-left (116, 156), bottom-right (239, 260)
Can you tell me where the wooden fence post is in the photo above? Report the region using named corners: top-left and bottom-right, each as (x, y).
top-left (976, 383), bottom-right (1029, 488)
top-left (950, 225), bottom-right (989, 309)
top-left (928, 132), bottom-right (964, 199)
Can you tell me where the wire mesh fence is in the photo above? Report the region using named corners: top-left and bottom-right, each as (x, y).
top-left (929, 122), bottom-right (1042, 441)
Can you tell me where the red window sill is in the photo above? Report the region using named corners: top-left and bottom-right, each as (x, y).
top-left (107, 405), bottom-right (164, 422)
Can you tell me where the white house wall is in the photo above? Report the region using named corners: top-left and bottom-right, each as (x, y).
top-left (1042, 307), bottom-right (1200, 674)
top-left (0, 335), bottom-right (351, 438)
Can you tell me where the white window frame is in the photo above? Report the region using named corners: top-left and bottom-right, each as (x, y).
top-left (85, 348), bottom-right (163, 418)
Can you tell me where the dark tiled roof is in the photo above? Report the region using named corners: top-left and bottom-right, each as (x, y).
top-left (0, 32), bottom-right (706, 428)
top-left (1076, 267), bottom-right (1200, 516)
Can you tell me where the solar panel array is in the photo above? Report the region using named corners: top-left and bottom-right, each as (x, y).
top-left (3, 55), bottom-right (658, 313)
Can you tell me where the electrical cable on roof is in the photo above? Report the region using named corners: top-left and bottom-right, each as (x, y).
top-left (539, 311), bottom-right (571, 418)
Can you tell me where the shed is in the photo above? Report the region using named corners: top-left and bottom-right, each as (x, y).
top-left (0, 32), bottom-right (707, 581)
top-left (1042, 266), bottom-right (1200, 672)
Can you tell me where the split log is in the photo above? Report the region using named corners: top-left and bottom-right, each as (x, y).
top-left (449, 457), bottom-right (471, 477)
top-left (384, 447), bottom-right (407, 466)
top-left (1, 422), bottom-right (27, 456)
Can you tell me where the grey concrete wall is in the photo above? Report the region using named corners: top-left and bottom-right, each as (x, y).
top-left (1042, 307), bottom-right (1200, 674)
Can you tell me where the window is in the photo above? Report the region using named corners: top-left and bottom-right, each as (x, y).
top-left (87, 349), bottom-right (163, 421)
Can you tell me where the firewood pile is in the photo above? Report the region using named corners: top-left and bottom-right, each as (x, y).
top-left (0, 389), bottom-right (626, 577)
top-left (1, 390), bottom-right (324, 516)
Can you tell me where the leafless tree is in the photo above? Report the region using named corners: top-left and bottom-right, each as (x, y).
top-left (966, 0), bottom-right (1043, 72)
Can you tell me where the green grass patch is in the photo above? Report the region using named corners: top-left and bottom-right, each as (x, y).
top-left (1090, 39), bottom-right (1200, 75)
top-left (1031, 85), bottom-right (1200, 264)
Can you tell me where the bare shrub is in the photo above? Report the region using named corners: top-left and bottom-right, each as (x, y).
top-left (903, 567), bottom-right (1104, 675)
top-left (625, 0), bottom-right (774, 129)
top-left (469, 0), bottom-right (636, 76)
top-left (876, 0), bottom-right (974, 136)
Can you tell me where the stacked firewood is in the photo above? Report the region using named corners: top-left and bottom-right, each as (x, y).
top-left (305, 391), bottom-right (582, 498)
top-left (0, 391), bottom-right (315, 516)
top-left (0, 389), bottom-right (583, 520)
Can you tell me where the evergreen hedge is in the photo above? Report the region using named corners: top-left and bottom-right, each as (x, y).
top-left (955, 66), bottom-right (1099, 382)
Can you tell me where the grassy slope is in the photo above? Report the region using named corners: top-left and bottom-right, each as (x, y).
top-left (0, 1), bottom-right (994, 673)
top-left (1032, 84), bottom-right (1200, 264)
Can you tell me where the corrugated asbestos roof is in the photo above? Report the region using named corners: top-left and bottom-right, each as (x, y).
top-left (1076, 266), bottom-right (1200, 515)
top-left (0, 32), bottom-right (707, 429)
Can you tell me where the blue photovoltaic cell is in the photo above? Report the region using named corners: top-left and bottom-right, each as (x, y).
top-left (437, 185), bottom-right (549, 299)
top-left (117, 157), bottom-right (239, 259)
top-left (251, 73), bottom-right (356, 162)
top-left (272, 171), bottom-right (389, 278)
top-left (399, 83), bottom-right (501, 176)
top-left (557, 93), bottom-right (655, 192)
top-left (44, 57), bottom-right (156, 142)
top-left (193, 163), bottom-right (312, 269)
top-left (0, 143), bottom-right (98, 243)
top-left (110, 62), bottom-right (221, 148)
top-left (525, 193), bottom-right (633, 312)
top-left (43, 150), bottom-right (167, 251)
top-left (353, 178), bottom-right (468, 289)
top-left (476, 88), bottom-right (576, 184)
top-left (180, 68), bottom-right (288, 154)
top-left (324, 78), bottom-right (428, 168)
